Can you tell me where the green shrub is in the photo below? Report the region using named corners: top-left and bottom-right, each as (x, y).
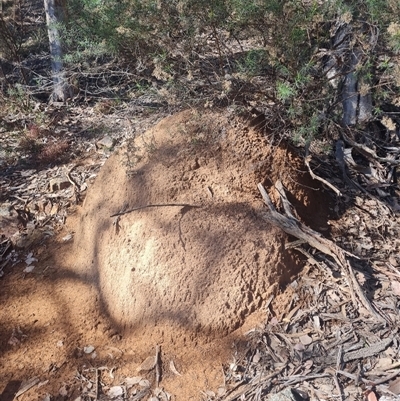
top-left (60, 0), bottom-right (400, 146)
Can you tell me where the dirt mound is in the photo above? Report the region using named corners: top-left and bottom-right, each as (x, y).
top-left (0, 110), bottom-right (336, 401)
top-left (72, 110), bottom-right (317, 341)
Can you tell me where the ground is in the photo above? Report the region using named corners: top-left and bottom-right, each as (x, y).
top-left (1, 108), bottom-right (400, 401)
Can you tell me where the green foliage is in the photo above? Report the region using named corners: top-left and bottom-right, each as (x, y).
top-left (60, 0), bottom-right (399, 147)
top-left (362, 0), bottom-right (390, 22)
top-left (276, 82), bottom-right (296, 102)
top-left (237, 49), bottom-right (269, 77)
top-left (293, 113), bottom-right (320, 145)
top-left (1, 0), bottom-right (397, 153)
top-left (387, 23), bottom-right (400, 53)
top-left (6, 85), bottom-right (33, 113)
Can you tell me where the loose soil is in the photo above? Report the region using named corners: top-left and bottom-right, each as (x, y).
top-left (0, 110), bottom-right (333, 400)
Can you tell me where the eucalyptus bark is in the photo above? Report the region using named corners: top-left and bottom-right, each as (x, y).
top-left (44, 0), bottom-right (71, 101)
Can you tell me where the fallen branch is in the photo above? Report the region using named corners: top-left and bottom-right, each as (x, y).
top-left (257, 180), bottom-right (382, 321)
top-left (335, 140), bottom-right (392, 215)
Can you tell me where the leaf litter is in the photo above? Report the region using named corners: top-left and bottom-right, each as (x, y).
top-left (200, 185), bottom-right (400, 400)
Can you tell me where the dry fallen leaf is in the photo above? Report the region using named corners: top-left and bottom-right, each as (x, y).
top-left (375, 357), bottom-right (393, 370)
top-left (154, 387), bottom-right (171, 401)
top-left (25, 252), bottom-right (38, 265)
top-left (62, 233), bottom-right (73, 242)
top-left (252, 349), bottom-right (262, 363)
top-left (299, 335), bottom-right (313, 346)
top-left (313, 315), bottom-right (321, 330)
top-left (391, 281), bottom-right (400, 297)
top-left (388, 377), bottom-right (400, 395)
top-left (139, 379), bottom-right (150, 387)
top-left (294, 342), bottom-right (305, 351)
top-left (125, 376), bottom-right (142, 388)
top-left (217, 387), bottom-right (226, 397)
top-left (364, 389), bottom-right (378, 401)
top-left (23, 265), bottom-right (35, 273)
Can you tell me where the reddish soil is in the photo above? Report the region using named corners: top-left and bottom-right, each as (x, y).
top-left (0, 110), bottom-right (333, 400)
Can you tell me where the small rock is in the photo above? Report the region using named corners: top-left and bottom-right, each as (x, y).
top-left (59, 385), bottom-right (68, 397)
top-left (97, 135), bottom-right (115, 150)
top-left (108, 386), bottom-right (123, 398)
top-left (83, 345), bottom-right (95, 354)
top-left (62, 233), bottom-right (73, 242)
top-left (0, 203), bottom-right (13, 217)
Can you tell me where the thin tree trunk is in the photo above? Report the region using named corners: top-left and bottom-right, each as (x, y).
top-left (44, 0), bottom-right (70, 102)
top-left (325, 22), bottom-right (373, 127)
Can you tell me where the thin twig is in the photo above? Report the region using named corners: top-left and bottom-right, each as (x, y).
top-left (332, 372), bottom-right (345, 401)
top-left (279, 373), bottom-right (330, 386)
top-left (95, 368), bottom-right (99, 400)
top-left (14, 378), bottom-right (40, 398)
top-left (155, 345), bottom-right (161, 388)
top-left (110, 203), bottom-right (200, 217)
top-left (304, 153), bottom-right (342, 196)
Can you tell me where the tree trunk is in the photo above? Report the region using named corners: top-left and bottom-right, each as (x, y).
top-left (325, 22), bottom-right (374, 127)
top-left (44, 0), bottom-right (71, 102)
